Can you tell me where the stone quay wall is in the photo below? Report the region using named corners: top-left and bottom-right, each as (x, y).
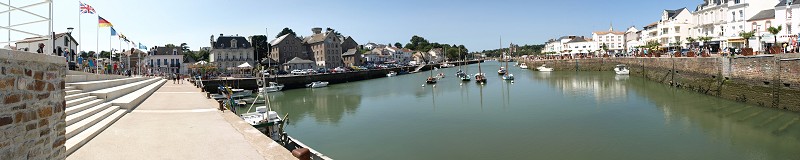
top-left (0, 50), bottom-right (67, 159)
top-left (524, 55), bottom-right (800, 112)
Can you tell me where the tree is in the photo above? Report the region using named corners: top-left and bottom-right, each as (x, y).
top-left (165, 44), bottom-right (177, 48)
top-left (100, 51), bottom-right (111, 58)
top-left (698, 37), bottom-right (712, 52)
top-left (674, 39), bottom-right (683, 50)
top-left (445, 47), bottom-right (459, 60)
top-left (87, 51), bottom-right (96, 58)
top-left (767, 26), bottom-right (782, 47)
top-left (276, 27), bottom-right (296, 38)
top-left (601, 43), bottom-right (609, 55)
top-left (197, 50), bottom-right (210, 61)
top-left (686, 37), bottom-right (696, 50)
top-left (739, 31), bottom-right (755, 48)
top-left (79, 51), bottom-right (88, 58)
top-left (394, 42), bottom-right (402, 48)
top-left (250, 35), bottom-right (270, 60)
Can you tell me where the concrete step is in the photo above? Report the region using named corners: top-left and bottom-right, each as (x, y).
top-left (65, 93), bottom-right (90, 101)
top-left (67, 77), bottom-right (145, 92)
top-left (66, 96), bottom-right (97, 108)
top-left (65, 90), bottom-right (82, 96)
top-left (112, 79), bottom-right (166, 110)
top-left (89, 78), bottom-right (159, 101)
top-left (65, 99), bottom-right (104, 115)
top-left (67, 71), bottom-right (132, 83)
top-left (66, 102), bottom-right (112, 126)
top-left (65, 108), bottom-right (125, 156)
top-left (65, 86), bottom-right (76, 90)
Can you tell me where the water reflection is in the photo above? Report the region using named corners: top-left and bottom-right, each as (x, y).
top-left (533, 72), bottom-right (628, 104)
top-left (263, 87), bottom-right (363, 125)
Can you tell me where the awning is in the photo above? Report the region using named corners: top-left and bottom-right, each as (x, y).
top-left (728, 38), bottom-right (746, 43)
top-left (237, 62), bottom-right (252, 68)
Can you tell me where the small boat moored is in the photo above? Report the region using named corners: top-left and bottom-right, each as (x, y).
top-left (614, 64), bottom-right (630, 75)
top-left (306, 81), bottom-right (329, 88)
top-left (519, 63), bottom-right (528, 69)
top-left (387, 71), bottom-right (398, 77)
top-left (426, 77), bottom-right (438, 84)
top-left (537, 64), bottom-right (554, 72)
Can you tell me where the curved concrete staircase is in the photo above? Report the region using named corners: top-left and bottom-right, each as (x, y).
top-left (63, 71), bottom-right (166, 155)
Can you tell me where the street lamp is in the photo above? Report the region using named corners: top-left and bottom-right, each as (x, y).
top-left (67, 27), bottom-right (74, 63)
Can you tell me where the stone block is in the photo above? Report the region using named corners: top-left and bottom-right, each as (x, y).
top-left (4, 93), bottom-right (20, 104)
top-left (0, 116), bottom-right (11, 127)
top-left (33, 71), bottom-right (43, 80)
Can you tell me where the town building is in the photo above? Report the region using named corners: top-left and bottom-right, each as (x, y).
top-left (342, 49), bottom-right (363, 67)
top-left (565, 36), bottom-right (599, 56)
top-left (427, 48), bottom-right (445, 63)
top-left (543, 35), bottom-right (578, 56)
top-left (209, 34), bottom-right (255, 72)
top-left (624, 26), bottom-right (642, 54)
top-left (691, 0), bottom-right (780, 52)
top-left (592, 25), bottom-right (626, 54)
top-left (269, 32), bottom-right (309, 64)
top-left (747, 9), bottom-right (776, 52)
top-left (303, 28), bottom-right (344, 68)
top-left (773, 0), bottom-right (799, 48)
top-left (145, 46), bottom-right (183, 74)
top-left (657, 8), bottom-right (693, 49)
top-left (283, 57), bottom-right (316, 71)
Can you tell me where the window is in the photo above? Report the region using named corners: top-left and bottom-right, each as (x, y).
top-left (734, 0), bottom-right (740, 4)
top-left (172, 49), bottom-right (177, 55)
top-left (231, 39), bottom-right (238, 49)
top-left (739, 10), bottom-right (743, 20)
top-left (64, 38), bottom-right (69, 46)
top-left (766, 21), bottom-right (772, 31)
top-left (732, 12), bottom-right (736, 21)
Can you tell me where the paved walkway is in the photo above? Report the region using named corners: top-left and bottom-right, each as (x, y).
top-left (68, 80), bottom-right (295, 160)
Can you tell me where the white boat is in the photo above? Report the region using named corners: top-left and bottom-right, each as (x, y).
top-left (387, 71), bottom-right (398, 77)
top-left (258, 82), bottom-right (284, 93)
top-left (240, 106), bottom-right (283, 139)
top-left (502, 73), bottom-right (514, 80)
top-left (519, 63), bottom-right (529, 69)
top-left (537, 64), bottom-right (553, 72)
top-left (497, 67), bottom-right (507, 75)
top-left (614, 64), bottom-right (630, 75)
top-left (306, 81), bottom-right (329, 88)
top-left (440, 63), bottom-right (455, 68)
top-left (436, 72), bottom-right (445, 79)
top-left (241, 97), bottom-right (265, 104)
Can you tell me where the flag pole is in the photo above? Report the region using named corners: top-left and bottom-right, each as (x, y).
top-left (78, 6), bottom-right (81, 63)
top-left (96, 15), bottom-right (99, 74)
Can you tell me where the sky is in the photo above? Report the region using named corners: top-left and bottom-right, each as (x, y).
top-left (3, 0), bottom-right (699, 52)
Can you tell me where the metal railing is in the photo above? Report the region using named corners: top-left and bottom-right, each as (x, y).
top-left (0, 0), bottom-right (52, 55)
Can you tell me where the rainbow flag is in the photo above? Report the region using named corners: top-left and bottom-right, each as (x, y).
top-left (98, 16), bottom-right (112, 27)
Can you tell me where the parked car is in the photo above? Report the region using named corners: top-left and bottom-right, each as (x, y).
top-left (333, 67), bottom-right (346, 73)
top-left (305, 69), bottom-right (317, 74)
top-left (291, 69), bottom-right (307, 75)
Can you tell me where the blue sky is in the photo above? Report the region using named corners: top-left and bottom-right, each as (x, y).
top-left (41, 0), bottom-right (698, 52)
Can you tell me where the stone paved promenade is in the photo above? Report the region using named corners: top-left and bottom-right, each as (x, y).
top-left (68, 80), bottom-right (294, 160)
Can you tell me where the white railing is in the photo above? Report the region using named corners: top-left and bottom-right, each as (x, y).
top-left (0, 0), bottom-right (52, 55)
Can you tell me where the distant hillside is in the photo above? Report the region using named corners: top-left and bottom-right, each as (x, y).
top-left (479, 44), bottom-right (544, 57)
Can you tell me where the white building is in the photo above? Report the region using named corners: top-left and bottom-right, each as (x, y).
top-left (774, 0), bottom-right (800, 47)
top-left (15, 32), bottom-right (78, 56)
top-left (283, 57), bottom-right (316, 71)
top-left (565, 36), bottom-right (599, 56)
top-left (543, 35), bottom-right (578, 55)
top-left (624, 26), bottom-right (642, 53)
top-left (746, 9), bottom-right (776, 52)
top-left (145, 46), bottom-right (183, 75)
top-left (363, 42), bottom-right (378, 50)
top-left (427, 48), bottom-right (445, 63)
top-left (209, 34), bottom-right (255, 72)
top-left (592, 25), bottom-right (626, 54)
top-left (657, 8), bottom-right (693, 49)
top-left (691, 0), bottom-right (780, 52)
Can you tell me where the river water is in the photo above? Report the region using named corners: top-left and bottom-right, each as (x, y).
top-left (238, 61), bottom-right (800, 159)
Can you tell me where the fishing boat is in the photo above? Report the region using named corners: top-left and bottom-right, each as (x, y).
top-left (426, 63), bottom-right (438, 84)
top-left (614, 64), bottom-right (630, 75)
top-left (537, 64), bottom-right (554, 72)
top-left (387, 71), bottom-right (398, 77)
top-left (306, 81), bottom-right (329, 88)
top-left (436, 72), bottom-right (445, 79)
top-left (519, 63), bottom-right (529, 69)
top-left (457, 48), bottom-right (471, 82)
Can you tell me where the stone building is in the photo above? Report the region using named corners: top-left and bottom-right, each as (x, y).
top-left (342, 48), bottom-right (362, 67)
top-left (209, 34), bottom-right (255, 72)
top-left (304, 28), bottom-right (344, 68)
top-left (270, 32), bottom-right (309, 64)
top-left (283, 57), bottom-right (317, 71)
top-left (340, 36), bottom-right (359, 52)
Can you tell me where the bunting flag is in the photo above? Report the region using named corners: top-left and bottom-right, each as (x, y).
top-left (139, 43), bottom-right (147, 50)
top-left (79, 2), bottom-right (96, 14)
top-left (98, 16), bottom-right (113, 27)
top-left (118, 33), bottom-right (126, 40)
top-left (110, 27), bottom-right (117, 36)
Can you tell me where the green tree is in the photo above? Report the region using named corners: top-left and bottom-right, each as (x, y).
top-left (87, 51), bottom-right (96, 58)
top-left (250, 35), bottom-right (270, 60)
top-left (197, 50), bottom-right (210, 61)
top-left (767, 26), bottom-right (782, 47)
top-left (739, 31), bottom-right (755, 48)
top-left (686, 37), bottom-right (696, 50)
top-left (100, 51), bottom-right (111, 58)
top-left (601, 43), bottom-right (609, 55)
top-left (276, 27), bottom-right (296, 38)
top-left (394, 42), bottom-right (402, 48)
top-left (445, 47), bottom-right (459, 60)
top-left (698, 37), bottom-right (712, 52)
top-left (165, 44), bottom-right (177, 48)
top-left (79, 51), bottom-right (88, 58)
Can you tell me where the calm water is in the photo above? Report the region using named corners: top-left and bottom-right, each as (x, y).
top-left (239, 62), bottom-right (800, 160)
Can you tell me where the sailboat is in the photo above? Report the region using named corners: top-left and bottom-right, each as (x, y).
top-left (240, 80), bottom-right (285, 139)
top-left (426, 63), bottom-right (437, 84)
top-left (502, 43), bottom-right (514, 80)
top-left (456, 48), bottom-right (471, 81)
top-left (258, 57), bottom-right (283, 93)
top-left (497, 36), bottom-right (507, 75)
top-left (475, 57), bottom-right (487, 84)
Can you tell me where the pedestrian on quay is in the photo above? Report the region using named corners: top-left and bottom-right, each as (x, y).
top-left (172, 73), bottom-right (177, 84)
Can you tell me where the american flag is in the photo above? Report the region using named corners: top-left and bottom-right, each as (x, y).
top-left (80, 2), bottom-right (95, 14)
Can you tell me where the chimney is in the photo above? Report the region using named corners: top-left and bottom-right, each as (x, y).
top-left (219, 34), bottom-right (224, 37)
top-left (312, 27), bottom-right (322, 34)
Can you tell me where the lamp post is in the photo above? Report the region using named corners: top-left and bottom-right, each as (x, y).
top-left (67, 27), bottom-right (74, 63)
